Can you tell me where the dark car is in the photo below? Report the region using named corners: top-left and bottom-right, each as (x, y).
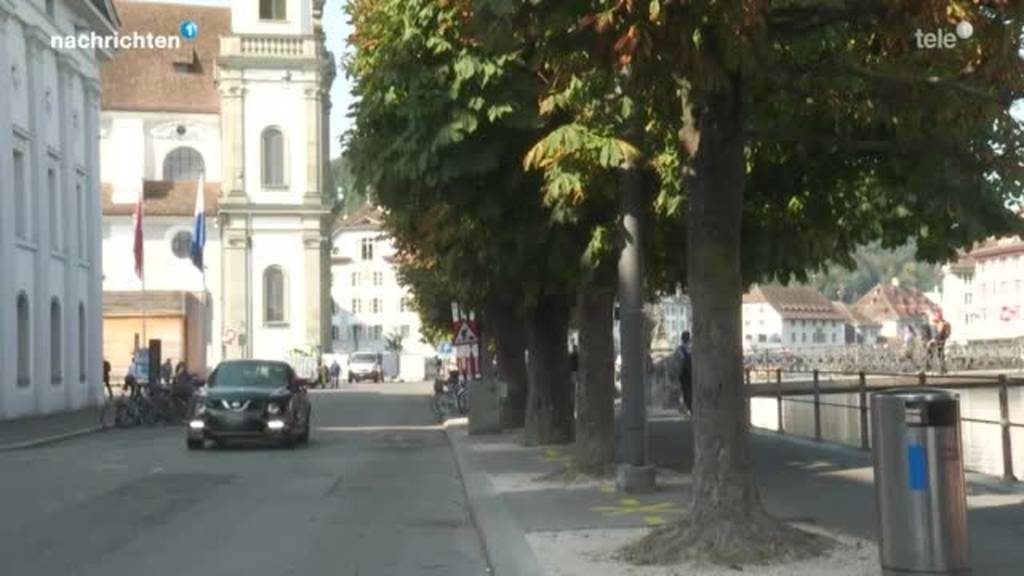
top-left (186, 360), bottom-right (311, 450)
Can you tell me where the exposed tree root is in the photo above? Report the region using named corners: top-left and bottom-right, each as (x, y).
top-left (620, 506), bottom-right (832, 567)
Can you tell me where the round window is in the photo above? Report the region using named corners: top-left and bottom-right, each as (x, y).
top-left (171, 230), bottom-right (193, 259)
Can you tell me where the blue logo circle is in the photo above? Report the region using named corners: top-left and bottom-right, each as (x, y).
top-left (180, 20), bottom-right (199, 40)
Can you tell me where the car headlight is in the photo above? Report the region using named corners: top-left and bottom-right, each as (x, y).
top-left (267, 402), bottom-right (282, 415)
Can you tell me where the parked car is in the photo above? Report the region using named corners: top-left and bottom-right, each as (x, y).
top-left (348, 352), bottom-right (382, 383)
top-left (186, 360), bottom-right (311, 450)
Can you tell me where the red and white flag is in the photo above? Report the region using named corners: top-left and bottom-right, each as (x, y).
top-left (132, 189), bottom-right (144, 280)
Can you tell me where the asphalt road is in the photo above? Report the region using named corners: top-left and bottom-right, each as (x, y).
top-left (0, 382), bottom-right (489, 576)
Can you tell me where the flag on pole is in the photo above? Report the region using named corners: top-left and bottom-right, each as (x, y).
top-left (190, 172), bottom-right (206, 272)
top-left (132, 187), bottom-right (144, 280)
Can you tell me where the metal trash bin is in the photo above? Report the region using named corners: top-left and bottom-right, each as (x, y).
top-left (870, 388), bottom-right (970, 576)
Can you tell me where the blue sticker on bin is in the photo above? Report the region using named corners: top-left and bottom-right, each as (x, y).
top-left (908, 444), bottom-right (928, 491)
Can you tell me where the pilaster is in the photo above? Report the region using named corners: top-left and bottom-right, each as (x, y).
top-left (302, 229), bottom-right (327, 351)
top-left (57, 54), bottom-right (76, 409)
top-left (218, 80), bottom-right (247, 202)
top-left (303, 86), bottom-right (323, 204)
top-left (84, 77), bottom-right (104, 405)
top-left (221, 221), bottom-right (250, 360)
top-left (0, 4), bottom-right (14, 417)
top-left (25, 26), bottom-right (52, 413)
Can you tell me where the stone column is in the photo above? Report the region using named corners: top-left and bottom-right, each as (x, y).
top-left (303, 87), bottom-right (322, 204)
top-left (0, 3), bottom-right (14, 417)
top-left (25, 26), bottom-right (52, 414)
top-left (84, 78), bottom-right (104, 406)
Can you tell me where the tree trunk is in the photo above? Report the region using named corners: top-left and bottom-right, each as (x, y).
top-left (574, 284), bottom-right (616, 475)
top-left (686, 75), bottom-right (763, 527)
top-left (523, 293), bottom-right (574, 445)
top-left (624, 75), bottom-right (827, 566)
top-left (489, 299), bottom-right (528, 429)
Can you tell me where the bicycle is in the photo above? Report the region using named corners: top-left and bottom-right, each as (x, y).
top-left (431, 375), bottom-right (468, 418)
top-left (100, 380), bottom-right (163, 428)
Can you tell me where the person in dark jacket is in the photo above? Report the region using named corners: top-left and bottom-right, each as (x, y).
top-left (676, 332), bottom-right (693, 415)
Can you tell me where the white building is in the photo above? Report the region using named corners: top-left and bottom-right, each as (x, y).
top-left (330, 206), bottom-right (437, 381)
top-left (0, 0), bottom-right (117, 419)
top-left (742, 285), bottom-right (846, 350)
top-left (99, 0), bottom-right (334, 376)
top-left (940, 235), bottom-right (1024, 343)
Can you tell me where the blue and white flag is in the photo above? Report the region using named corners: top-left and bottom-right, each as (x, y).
top-left (190, 172), bottom-right (205, 272)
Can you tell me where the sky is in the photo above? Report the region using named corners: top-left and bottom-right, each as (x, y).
top-left (141, 0), bottom-right (354, 158)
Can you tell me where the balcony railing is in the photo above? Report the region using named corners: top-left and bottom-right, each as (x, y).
top-left (220, 35), bottom-right (318, 59)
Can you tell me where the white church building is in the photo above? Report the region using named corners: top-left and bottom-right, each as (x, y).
top-left (100, 0), bottom-right (335, 378)
top-left (0, 0), bottom-right (118, 420)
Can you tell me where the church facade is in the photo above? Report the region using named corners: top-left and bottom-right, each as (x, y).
top-left (100, 0), bottom-right (334, 378)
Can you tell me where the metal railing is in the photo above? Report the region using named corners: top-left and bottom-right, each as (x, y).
top-left (744, 368), bottom-right (1024, 482)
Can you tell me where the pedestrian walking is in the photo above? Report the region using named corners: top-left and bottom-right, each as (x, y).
top-left (676, 332), bottom-right (693, 415)
top-left (103, 359), bottom-right (112, 398)
top-left (329, 359), bottom-right (341, 388)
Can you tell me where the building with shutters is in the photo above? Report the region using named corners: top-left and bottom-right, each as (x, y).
top-left (742, 285), bottom-right (847, 350)
top-left (329, 205), bottom-right (438, 381)
top-left (939, 234), bottom-right (1024, 343)
top-left (0, 0), bottom-right (118, 419)
top-left (99, 0), bottom-right (335, 379)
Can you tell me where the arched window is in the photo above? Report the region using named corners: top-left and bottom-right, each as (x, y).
top-left (261, 127), bottom-right (285, 187)
top-left (260, 0), bottom-right (286, 20)
top-left (17, 293), bottom-right (30, 388)
top-left (264, 266), bottom-right (287, 324)
top-left (51, 298), bottom-right (62, 385)
top-left (78, 303), bottom-right (86, 382)
top-left (162, 147), bottom-right (205, 182)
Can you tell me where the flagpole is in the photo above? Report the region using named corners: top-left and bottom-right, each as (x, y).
top-left (141, 186), bottom-right (147, 348)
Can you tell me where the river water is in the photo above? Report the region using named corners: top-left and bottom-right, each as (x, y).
top-left (749, 379), bottom-right (1024, 479)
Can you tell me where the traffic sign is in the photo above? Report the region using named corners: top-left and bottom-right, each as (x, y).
top-left (453, 320), bottom-right (479, 346)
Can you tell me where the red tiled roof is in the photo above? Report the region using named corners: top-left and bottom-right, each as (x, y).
top-left (101, 2), bottom-right (229, 114)
top-left (745, 285), bottom-right (845, 321)
top-left (102, 181), bottom-right (220, 216)
top-left (853, 283), bottom-right (941, 323)
top-left (334, 204), bottom-right (385, 232)
top-left (832, 301), bottom-right (881, 328)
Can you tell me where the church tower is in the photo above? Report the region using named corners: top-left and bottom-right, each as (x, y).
top-left (216, 0), bottom-right (335, 360)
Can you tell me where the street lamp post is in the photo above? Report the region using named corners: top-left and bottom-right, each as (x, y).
top-left (616, 69), bottom-right (655, 493)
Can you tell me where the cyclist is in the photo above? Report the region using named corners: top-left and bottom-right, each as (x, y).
top-left (925, 312), bottom-right (951, 373)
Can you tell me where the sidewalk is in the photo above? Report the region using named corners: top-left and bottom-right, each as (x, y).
top-left (446, 413), bottom-right (1024, 576)
top-left (0, 406), bottom-right (104, 452)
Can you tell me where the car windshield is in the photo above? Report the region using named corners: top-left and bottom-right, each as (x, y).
top-left (351, 354), bottom-right (377, 363)
top-left (210, 362), bottom-right (290, 390)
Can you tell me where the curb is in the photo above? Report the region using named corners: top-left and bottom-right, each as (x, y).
top-left (0, 425), bottom-right (104, 453)
top-left (443, 422), bottom-right (545, 576)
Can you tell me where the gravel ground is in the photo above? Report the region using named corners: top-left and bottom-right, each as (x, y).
top-left (527, 525), bottom-right (881, 576)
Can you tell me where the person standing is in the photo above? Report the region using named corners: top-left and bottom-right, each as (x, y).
top-left (676, 332), bottom-right (693, 415)
top-left (161, 358), bottom-right (174, 386)
top-left (329, 359), bottom-right (341, 388)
